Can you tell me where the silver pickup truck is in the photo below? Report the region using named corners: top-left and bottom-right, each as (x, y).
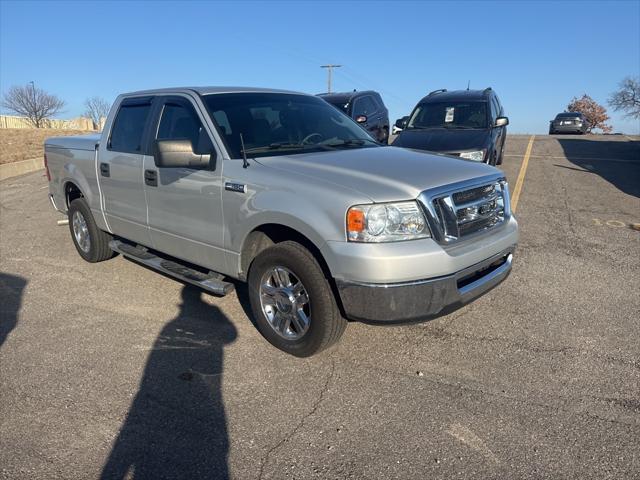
top-left (45, 87), bottom-right (518, 356)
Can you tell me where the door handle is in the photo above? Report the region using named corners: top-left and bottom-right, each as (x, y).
top-left (100, 163), bottom-right (110, 177)
top-left (144, 169), bottom-right (158, 187)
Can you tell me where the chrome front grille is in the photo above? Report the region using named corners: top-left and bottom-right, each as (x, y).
top-left (419, 174), bottom-right (510, 243)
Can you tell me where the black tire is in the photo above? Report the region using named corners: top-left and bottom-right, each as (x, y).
top-left (380, 127), bottom-right (389, 145)
top-left (247, 241), bottom-right (346, 357)
top-left (68, 198), bottom-right (114, 263)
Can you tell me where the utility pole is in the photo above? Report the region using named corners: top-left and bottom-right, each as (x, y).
top-left (320, 64), bottom-right (342, 93)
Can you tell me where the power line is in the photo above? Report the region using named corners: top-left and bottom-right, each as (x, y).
top-left (320, 64), bottom-right (342, 93)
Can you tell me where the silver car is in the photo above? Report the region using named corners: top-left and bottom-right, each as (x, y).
top-left (549, 112), bottom-right (589, 134)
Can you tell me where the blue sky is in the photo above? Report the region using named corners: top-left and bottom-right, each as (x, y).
top-left (1, 0), bottom-right (639, 133)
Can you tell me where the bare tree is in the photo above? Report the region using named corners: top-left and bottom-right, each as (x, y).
top-left (1, 83), bottom-right (65, 128)
top-left (84, 96), bottom-right (111, 129)
top-left (608, 76), bottom-right (640, 119)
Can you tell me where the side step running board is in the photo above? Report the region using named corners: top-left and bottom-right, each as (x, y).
top-left (109, 240), bottom-right (234, 296)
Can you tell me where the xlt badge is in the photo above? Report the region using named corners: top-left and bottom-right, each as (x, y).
top-left (225, 182), bottom-right (247, 193)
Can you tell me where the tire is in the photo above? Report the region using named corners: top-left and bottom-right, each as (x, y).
top-left (247, 241), bottom-right (347, 357)
top-left (488, 151), bottom-right (497, 166)
top-left (380, 127), bottom-right (389, 145)
top-left (68, 198), bottom-right (114, 263)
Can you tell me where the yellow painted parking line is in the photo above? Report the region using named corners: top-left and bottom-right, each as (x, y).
top-left (511, 135), bottom-right (535, 213)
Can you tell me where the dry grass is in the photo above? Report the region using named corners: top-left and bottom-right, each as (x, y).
top-left (0, 128), bottom-right (98, 165)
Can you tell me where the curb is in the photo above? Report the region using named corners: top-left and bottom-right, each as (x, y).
top-left (0, 158), bottom-right (43, 181)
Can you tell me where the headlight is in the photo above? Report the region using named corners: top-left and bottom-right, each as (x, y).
top-left (347, 201), bottom-right (430, 242)
top-left (459, 150), bottom-right (485, 161)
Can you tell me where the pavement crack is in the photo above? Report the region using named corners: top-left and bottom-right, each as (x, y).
top-left (343, 360), bottom-right (639, 428)
top-left (256, 359), bottom-right (335, 480)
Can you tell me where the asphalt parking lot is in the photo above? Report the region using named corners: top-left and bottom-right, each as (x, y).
top-left (1, 134), bottom-right (639, 479)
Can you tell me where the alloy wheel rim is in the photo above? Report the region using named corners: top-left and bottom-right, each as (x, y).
top-left (72, 211), bottom-right (91, 253)
top-left (259, 266), bottom-right (311, 340)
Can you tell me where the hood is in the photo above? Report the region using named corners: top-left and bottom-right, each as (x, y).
top-left (393, 128), bottom-right (490, 153)
top-left (255, 146), bottom-right (501, 203)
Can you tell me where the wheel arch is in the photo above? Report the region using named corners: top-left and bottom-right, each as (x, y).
top-left (240, 223), bottom-right (332, 281)
top-left (239, 222), bottom-right (347, 319)
top-left (63, 180), bottom-right (84, 208)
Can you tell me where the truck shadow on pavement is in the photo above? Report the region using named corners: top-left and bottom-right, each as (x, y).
top-left (100, 286), bottom-right (237, 480)
top-left (557, 138), bottom-right (640, 198)
top-left (0, 272), bottom-right (27, 348)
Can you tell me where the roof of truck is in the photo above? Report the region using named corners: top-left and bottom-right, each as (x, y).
top-left (317, 90), bottom-right (378, 102)
top-left (121, 86), bottom-right (306, 97)
top-left (418, 89), bottom-right (492, 104)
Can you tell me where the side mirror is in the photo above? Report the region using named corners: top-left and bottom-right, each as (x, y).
top-left (495, 116), bottom-right (509, 127)
top-left (395, 116), bottom-right (409, 129)
top-left (154, 139), bottom-right (215, 169)
top-left (356, 115), bottom-right (367, 123)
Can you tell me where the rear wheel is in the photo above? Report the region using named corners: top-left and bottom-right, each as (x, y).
top-left (247, 241), bottom-right (346, 357)
top-left (380, 127), bottom-right (389, 144)
top-left (68, 198), bottom-right (114, 263)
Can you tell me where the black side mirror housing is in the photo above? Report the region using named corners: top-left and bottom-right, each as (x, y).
top-left (495, 116), bottom-right (509, 127)
top-left (395, 116), bottom-right (409, 129)
top-left (154, 139), bottom-right (215, 170)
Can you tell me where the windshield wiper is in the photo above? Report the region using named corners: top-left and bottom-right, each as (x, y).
top-left (242, 142), bottom-right (311, 155)
top-left (442, 125), bottom-right (478, 129)
top-left (322, 138), bottom-right (378, 148)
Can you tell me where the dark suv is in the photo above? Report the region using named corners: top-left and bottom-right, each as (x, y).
top-left (392, 88), bottom-right (509, 165)
top-left (317, 90), bottom-right (390, 143)
top-left (549, 112), bottom-right (589, 135)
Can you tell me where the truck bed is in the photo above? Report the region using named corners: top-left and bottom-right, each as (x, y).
top-left (45, 133), bottom-right (100, 151)
top-left (45, 134), bottom-right (102, 221)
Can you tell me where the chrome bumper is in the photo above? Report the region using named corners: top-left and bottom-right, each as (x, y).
top-left (336, 247), bottom-right (514, 322)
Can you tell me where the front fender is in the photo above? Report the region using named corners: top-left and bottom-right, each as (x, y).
top-left (224, 188), bottom-right (355, 278)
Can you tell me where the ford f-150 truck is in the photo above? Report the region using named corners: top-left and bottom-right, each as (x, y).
top-left (45, 87), bottom-right (518, 357)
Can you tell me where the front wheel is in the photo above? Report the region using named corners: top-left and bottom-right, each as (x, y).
top-left (68, 198), bottom-right (115, 263)
top-left (247, 241), bottom-right (347, 357)
top-left (379, 127), bottom-right (389, 145)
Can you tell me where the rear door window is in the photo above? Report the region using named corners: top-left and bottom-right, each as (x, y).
top-left (353, 96), bottom-right (377, 117)
top-left (109, 102), bottom-right (152, 153)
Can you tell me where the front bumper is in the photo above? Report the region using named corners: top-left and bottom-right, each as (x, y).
top-left (336, 246), bottom-right (514, 322)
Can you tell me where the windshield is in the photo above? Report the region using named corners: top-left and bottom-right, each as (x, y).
top-left (556, 113), bottom-right (581, 119)
top-left (202, 93), bottom-right (377, 158)
top-left (407, 101), bottom-right (488, 129)
top-left (326, 100), bottom-right (350, 114)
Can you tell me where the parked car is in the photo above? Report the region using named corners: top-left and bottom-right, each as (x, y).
top-left (45, 87), bottom-right (518, 357)
top-left (317, 90), bottom-right (389, 143)
top-left (392, 88), bottom-right (509, 165)
top-left (549, 112), bottom-right (589, 135)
